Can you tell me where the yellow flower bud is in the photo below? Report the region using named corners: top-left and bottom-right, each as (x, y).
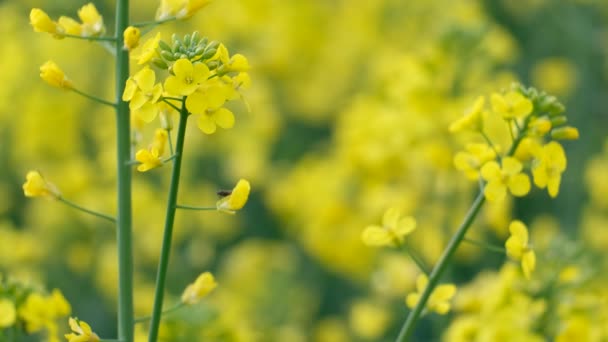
top-left (30, 8), bottom-right (58, 34)
top-left (123, 26), bottom-right (141, 51)
top-left (216, 179), bottom-right (251, 214)
top-left (22, 171), bottom-right (61, 198)
top-left (181, 272), bottom-right (218, 305)
top-left (40, 61), bottom-right (73, 89)
top-left (551, 126), bottom-right (579, 140)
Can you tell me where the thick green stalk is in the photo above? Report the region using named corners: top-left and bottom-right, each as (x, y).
top-left (148, 104), bottom-right (189, 342)
top-left (396, 191), bottom-right (485, 341)
top-left (115, 0), bottom-right (134, 341)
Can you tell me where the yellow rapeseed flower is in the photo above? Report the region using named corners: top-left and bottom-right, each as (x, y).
top-left (361, 207), bottom-right (416, 247)
top-left (181, 272), bottom-right (218, 305)
top-left (122, 67), bottom-right (163, 122)
top-left (58, 16), bottom-right (82, 36)
top-left (135, 129), bottom-right (168, 172)
top-left (23, 170), bottom-right (61, 198)
top-left (65, 317), bottom-right (100, 342)
top-left (491, 91), bottom-right (533, 120)
top-left (30, 8), bottom-right (58, 35)
top-left (481, 157), bottom-right (531, 202)
top-left (454, 143), bottom-right (497, 180)
top-left (532, 141), bottom-right (567, 198)
top-left (123, 26), bottom-right (141, 51)
top-left (449, 96), bottom-right (485, 133)
top-left (132, 32), bottom-right (161, 65)
top-left (40, 61), bottom-right (73, 90)
top-left (406, 274), bottom-right (457, 315)
top-left (0, 298), bottom-right (16, 328)
top-left (164, 59), bottom-right (210, 96)
top-left (197, 107), bottom-right (235, 135)
top-left (216, 179), bottom-right (251, 214)
top-left (156, 0), bottom-right (213, 20)
top-left (505, 220), bottom-right (536, 279)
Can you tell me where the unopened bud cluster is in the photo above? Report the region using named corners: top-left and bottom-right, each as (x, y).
top-left (152, 32), bottom-right (219, 70)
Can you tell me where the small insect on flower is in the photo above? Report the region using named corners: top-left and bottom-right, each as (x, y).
top-left (216, 189), bottom-right (232, 197)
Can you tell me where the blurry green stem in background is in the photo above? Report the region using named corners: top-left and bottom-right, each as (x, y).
top-left (57, 196), bottom-right (116, 223)
top-left (71, 87), bottom-right (116, 107)
top-left (175, 204), bottom-right (216, 211)
top-left (114, 0), bottom-right (134, 341)
top-left (134, 302), bottom-right (185, 324)
top-left (148, 102), bottom-right (189, 342)
top-left (61, 33), bottom-right (117, 42)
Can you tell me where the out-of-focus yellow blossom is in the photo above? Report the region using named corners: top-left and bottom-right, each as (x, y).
top-left (481, 157), bottom-right (531, 202)
top-left (164, 59), bottom-right (210, 96)
top-left (122, 67), bottom-right (163, 122)
top-left (65, 317), bottom-right (100, 342)
top-left (0, 298), bottom-right (16, 327)
top-left (30, 9), bottom-right (58, 35)
top-left (532, 141), bottom-right (566, 198)
top-left (77, 3), bottom-right (104, 37)
top-left (555, 316), bottom-right (592, 342)
top-left (132, 32), bottom-right (161, 65)
top-left (551, 126), bottom-right (580, 140)
top-left (558, 265), bottom-right (581, 284)
top-left (19, 290), bottom-right (71, 335)
top-left (361, 207), bottom-right (416, 247)
top-left (314, 318), bottom-right (350, 342)
top-left (532, 58), bottom-right (577, 97)
top-left (197, 107), bottom-right (235, 134)
top-left (40, 61), bottom-right (73, 90)
top-left (181, 272), bottom-right (218, 305)
top-left (123, 26), bottom-right (140, 51)
top-left (505, 220), bottom-right (535, 279)
top-left (23, 170), bottom-right (60, 198)
top-left (156, 0), bottom-right (213, 20)
top-left (348, 300), bottom-right (391, 340)
top-left (135, 129), bottom-right (168, 172)
top-left (490, 91), bottom-right (533, 120)
top-left (454, 143), bottom-right (497, 180)
top-left (406, 274), bottom-right (456, 315)
top-left (216, 179), bottom-right (251, 214)
top-left (449, 96), bottom-right (485, 132)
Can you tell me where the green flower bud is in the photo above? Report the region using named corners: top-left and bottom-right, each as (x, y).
top-left (191, 31), bottom-right (201, 45)
top-left (152, 58), bottom-right (168, 69)
top-left (551, 126), bottom-right (579, 140)
top-left (161, 50), bottom-right (176, 61)
top-left (183, 33), bottom-right (191, 46)
top-left (158, 40), bottom-right (172, 52)
top-left (550, 116), bottom-right (567, 126)
top-left (201, 48), bottom-right (217, 60)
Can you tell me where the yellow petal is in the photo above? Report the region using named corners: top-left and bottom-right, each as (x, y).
top-left (508, 173), bottom-right (530, 197)
top-left (361, 226), bottom-right (391, 247)
top-left (213, 108), bottom-right (235, 129)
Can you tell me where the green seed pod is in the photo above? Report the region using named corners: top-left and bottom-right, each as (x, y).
top-left (152, 58), bottom-right (169, 70)
top-left (158, 40), bottom-right (172, 52)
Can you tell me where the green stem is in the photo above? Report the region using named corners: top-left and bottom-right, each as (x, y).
top-left (135, 302), bottom-right (185, 324)
top-left (115, 0), bottom-right (134, 341)
top-left (463, 237), bottom-right (506, 254)
top-left (71, 88), bottom-right (116, 107)
top-left (396, 190), bottom-right (485, 341)
top-left (167, 130), bottom-right (174, 155)
top-left (60, 33), bottom-right (117, 42)
top-left (57, 197), bottom-right (116, 223)
top-left (175, 204), bottom-right (216, 211)
top-left (148, 105), bottom-right (189, 342)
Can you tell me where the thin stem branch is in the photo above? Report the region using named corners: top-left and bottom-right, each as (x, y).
top-left (463, 237), bottom-right (506, 254)
top-left (396, 190), bottom-right (486, 341)
top-left (175, 204), bottom-right (216, 211)
top-left (402, 243), bottom-right (429, 275)
top-left (71, 88), bottom-right (116, 107)
top-left (115, 0), bottom-right (134, 341)
top-left (57, 197), bottom-right (116, 223)
top-left (135, 302), bottom-right (185, 324)
top-left (167, 130), bottom-right (174, 155)
top-left (60, 33), bottom-right (117, 42)
top-left (162, 99), bottom-right (181, 112)
top-left (148, 103), bottom-right (189, 342)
